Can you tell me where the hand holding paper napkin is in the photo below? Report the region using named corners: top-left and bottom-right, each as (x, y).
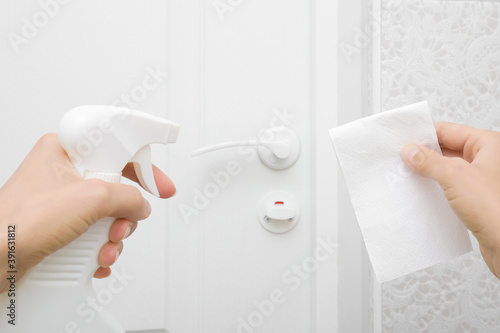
top-left (329, 101), bottom-right (472, 283)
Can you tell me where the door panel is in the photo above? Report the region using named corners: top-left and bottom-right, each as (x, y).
top-left (165, 1), bottom-right (337, 332)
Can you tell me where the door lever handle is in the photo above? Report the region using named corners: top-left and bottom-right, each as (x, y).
top-left (191, 139), bottom-right (290, 158)
top-left (191, 126), bottom-right (301, 170)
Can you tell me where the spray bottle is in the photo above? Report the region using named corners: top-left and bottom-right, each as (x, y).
top-left (0, 106), bottom-right (180, 332)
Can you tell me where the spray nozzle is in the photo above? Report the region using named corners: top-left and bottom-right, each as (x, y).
top-left (58, 106), bottom-right (180, 197)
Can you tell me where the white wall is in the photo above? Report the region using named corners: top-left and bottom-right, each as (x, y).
top-left (0, 0), bottom-right (168, 183)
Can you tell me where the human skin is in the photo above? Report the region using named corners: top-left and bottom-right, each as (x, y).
top-left (0, 133), bottom-right (175, 293)
top-left (401, 122), bottom-right (500, 278)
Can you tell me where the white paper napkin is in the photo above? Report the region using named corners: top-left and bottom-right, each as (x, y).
top-left (329, 101), bottom-right (472, 283)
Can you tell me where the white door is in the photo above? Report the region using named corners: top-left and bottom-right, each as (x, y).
top-left (0, 1), bottom-right (338, 332)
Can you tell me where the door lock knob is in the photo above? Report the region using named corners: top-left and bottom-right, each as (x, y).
top-left (264, 201), bottom-right (295, 222)
top-left (258, 191), bottom-right (300, 234)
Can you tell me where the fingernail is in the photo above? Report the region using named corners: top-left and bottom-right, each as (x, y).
top-left (104, 269), bottom-right (112, 278)
top-left (123, 225), bottom-right (131, 240)
top-left (115, 250), bottom-right (120, 262)
top-left (402, 145), bottom-right (421, 165)
top-left (144, 199), bottom-right (152, 216)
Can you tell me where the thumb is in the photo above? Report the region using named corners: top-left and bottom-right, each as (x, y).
top-left (401, 144), bottom-right (459, 187)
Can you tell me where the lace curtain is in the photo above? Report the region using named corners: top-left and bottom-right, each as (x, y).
top-left (374, 1), bottom-right (500, 332)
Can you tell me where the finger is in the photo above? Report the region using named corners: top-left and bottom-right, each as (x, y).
top-left (435, 122), bottom-right (476, 150)
top-left (79, 179), bottom-right (152, 222)
top-left (435, 122), bottom-right (485, 162)
top-left (94, 267), bottom-right (111, 279)
top-left (150, 165), bottom-right (177, 198)
top-left (109, 218), bottom-right (137, 243)
top-left (441, 148), bottom-right (463, 158)
top-left (122, 163), bottom-right (176, 199)
top-left (97, 241), bottom-right (123, 268)
top-left (401, 144), bottom-right (472, 188)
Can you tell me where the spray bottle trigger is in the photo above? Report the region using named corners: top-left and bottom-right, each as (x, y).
top-left (130, 145), bottom-right (159, 197)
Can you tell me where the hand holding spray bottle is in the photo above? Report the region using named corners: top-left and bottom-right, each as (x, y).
top-left (0, 106), bottom-right (180, 333)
